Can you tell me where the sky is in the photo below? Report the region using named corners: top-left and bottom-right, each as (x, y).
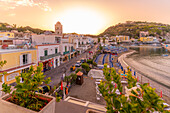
top-left (0, 0), bottom-right (170, 35)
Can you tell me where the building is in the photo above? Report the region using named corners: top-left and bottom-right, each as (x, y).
top-left (0, 48), bottom-right (37, 84)
top-left (0, 32), bottom-right (14, 39)
top-left (139, 31), bottom-right (149, 37)
top-left (111, 35), bottom-right (130, 43)
top-left (61, 35), bottom-right (76, 62)
top-left (0, 32), bottom-right (15, 45)
top-left (55, 21), bottom-right (63, 36)
top-left (36, 44), bottom-right (61, 72)
top-left (140, 36), bottom-right (158, 43)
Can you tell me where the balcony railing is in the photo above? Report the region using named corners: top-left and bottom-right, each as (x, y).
top-left (63, 51), bottom-right (70, 55)
top-left (40, 52), bottom-right (61, 61)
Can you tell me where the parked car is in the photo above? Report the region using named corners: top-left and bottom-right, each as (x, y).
top-left (75, 61), bottom-right (82, 67)
top-left (80, 58), bottom-right (86, 63)
top-left (38, 85), bottom-right (51, 94)
top-left (70, 65), bottom-right (76, 71)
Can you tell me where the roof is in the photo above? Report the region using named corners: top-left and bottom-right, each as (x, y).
top-left (76, 71), bottom-right (83, 76)
top-left (36, 44), bottom-right (59, 46)
top-left (0, 48), bottom-right (36, 54)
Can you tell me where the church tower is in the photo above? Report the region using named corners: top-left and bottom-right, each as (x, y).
top-left (55, 21), bottom-right (63, 36)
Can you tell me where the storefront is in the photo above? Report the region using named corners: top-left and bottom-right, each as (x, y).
top-left (71, 53), bottom-right (74, 59)
top-left (42, 58), bottom-right (54, 72)
top-left (63, 55), bottom-right (68, 62)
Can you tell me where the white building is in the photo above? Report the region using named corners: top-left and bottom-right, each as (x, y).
top-left (36, 44), bottom-right (61, 71)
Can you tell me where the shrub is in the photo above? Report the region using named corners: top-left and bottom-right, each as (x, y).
top-left (70, 73), bottom-right (77, 84)
top-left (87, 59), bottom-right (93, 64)
top-left (92, 62), bottom-right (97, 67)
top-left (2, 63), bottom-right (61, 111)
top-left (81, 63), bottom-right (90, 73)
top-left (75, 68), bottom-right (82, 73)
top-left (99, 64), bottom-right (166, 113)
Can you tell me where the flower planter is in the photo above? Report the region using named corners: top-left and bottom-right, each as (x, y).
top-left (0, 93), bottom-right (56, 113)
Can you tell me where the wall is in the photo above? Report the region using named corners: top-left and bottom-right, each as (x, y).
top-left (0, 49), bottom-right (37, 70)
top-left (31, 34), bottom-right (56, 45)
top-left (0, 32), bottom-right (14, 38)
top-left (36, 44), bottom-right (60, 61)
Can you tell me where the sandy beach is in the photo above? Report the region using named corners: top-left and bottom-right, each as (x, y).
top-left (118, 50), bottom-right (170, 104)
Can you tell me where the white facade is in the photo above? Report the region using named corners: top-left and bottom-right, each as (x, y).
top-left (36, 44), bottom-right (61, 68)
top-left (31, 34), bottom-right (62, 45)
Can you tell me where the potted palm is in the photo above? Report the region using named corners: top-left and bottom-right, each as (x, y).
top-left (0, 63), bottom-right (60, 113)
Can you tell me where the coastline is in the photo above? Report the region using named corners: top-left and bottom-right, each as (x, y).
top-left (118, 50), bottom-right (170, 104)
top-left (123, 45), bottom-right (162, 48)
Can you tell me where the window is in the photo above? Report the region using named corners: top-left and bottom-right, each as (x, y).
top-left (57, 32), bottom-right (59, 34)
top-left (44, 50), bottom-right (48, 56)
top-left (23, 54), bottom-right (28, 64)
top-left (65, 46), bottom-right (67, 52)
top-left (55, 37), bottom-right (61, 43)
top-left (71, 46), bottom-right (73, 52)
top-left (55, 48), bottom-right (58, 53)
top-left (7, 34), bottom-right (10, 36)
top-left (82, 42), bottom-right (84, 45)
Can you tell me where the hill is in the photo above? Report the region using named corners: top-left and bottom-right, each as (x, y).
top-left (0, 22), bottom-right (54, 34)
top-left (99, 21), bottom-right (170, 38)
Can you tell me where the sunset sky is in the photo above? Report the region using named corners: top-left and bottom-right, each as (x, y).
top-left (0, 0), bottom-right (170, 35)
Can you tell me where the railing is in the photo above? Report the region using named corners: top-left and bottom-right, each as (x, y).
top-left (63, 51), bottom-right (70, 55)
top-left (0, 60), bottom-right (37, 72)
top-left (40, 52), bottom-right (61, 61)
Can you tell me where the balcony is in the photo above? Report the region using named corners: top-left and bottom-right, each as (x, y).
top-left (63, 51), bottom-right (70, 55)
top-left (40, 52), bottom-right (61, 61)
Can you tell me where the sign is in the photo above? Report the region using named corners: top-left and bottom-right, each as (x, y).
top-left (7, 72), bottom-right (19, 82)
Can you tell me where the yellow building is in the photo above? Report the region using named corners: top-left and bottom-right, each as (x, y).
top-left (0, 32), bottom-right (14, 39)
top-left (140, 37), bottom-right (154, 42)
top-left (111, 35), bottom-right (130, 42)
top-left (0, 49), bottom-right (37, 84)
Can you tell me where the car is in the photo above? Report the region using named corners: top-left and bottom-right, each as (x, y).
top-left (75, 61), bottom-right (82, 67)
top-left (38, 85), bottom-right (51, 94)
top-left (80, 58), bottom-right (86, 63)
top-left (70, 65), bottom-right (76, 71)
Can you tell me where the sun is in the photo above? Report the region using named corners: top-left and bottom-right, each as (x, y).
top-left (55, 7), bottom-right (106, 35)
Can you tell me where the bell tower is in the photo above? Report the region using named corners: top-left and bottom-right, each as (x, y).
top-left (55, 21), bottom-right (63, 36)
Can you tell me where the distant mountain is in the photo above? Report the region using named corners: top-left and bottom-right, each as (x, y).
top-left (0, 22), bottom-right (54, 34)
top-left (99, 21), bottom-right (170, 38)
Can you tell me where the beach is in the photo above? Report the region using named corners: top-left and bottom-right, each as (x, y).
top-left (118, 50), bottom-right (170, 104)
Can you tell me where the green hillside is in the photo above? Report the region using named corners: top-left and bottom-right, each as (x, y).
top-left (0, 22), bottom-right (54, 34)
top-left (99, 21), bottom-right (170, 38)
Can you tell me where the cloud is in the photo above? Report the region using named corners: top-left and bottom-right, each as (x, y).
top-left (0, 0), bottom-right (52, 11)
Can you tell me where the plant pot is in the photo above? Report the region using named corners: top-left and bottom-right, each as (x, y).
top-left (0, 93), bottom-right (56, 113)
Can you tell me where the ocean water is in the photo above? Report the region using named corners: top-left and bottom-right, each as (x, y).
top-left (127, 46), bottom-right (170, 87)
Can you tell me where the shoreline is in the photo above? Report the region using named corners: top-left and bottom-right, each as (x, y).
top-left (118, 50), bottom-right (170, 104)
top-left (123, 45), bottom-right (162, 48)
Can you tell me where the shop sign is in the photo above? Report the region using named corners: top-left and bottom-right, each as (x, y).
top-left (7, 72), bottom-right (19, 81)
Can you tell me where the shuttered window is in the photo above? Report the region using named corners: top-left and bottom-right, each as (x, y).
top-left (44, 50), bottom-right (48, 56)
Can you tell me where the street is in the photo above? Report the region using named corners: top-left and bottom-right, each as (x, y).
top-left (44, 46), bottom-right (97, 87)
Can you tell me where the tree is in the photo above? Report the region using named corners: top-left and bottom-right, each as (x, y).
top-left (99, 64), bottom-right (166, 113)
top-left (162, 39), bottom-right (166, 42)
top-left (2, 63), bottom-right (61, 111)
top-left (98, 38), bottom-right (101, 43)
top-left (81, 63), bottom-right (90, 74)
